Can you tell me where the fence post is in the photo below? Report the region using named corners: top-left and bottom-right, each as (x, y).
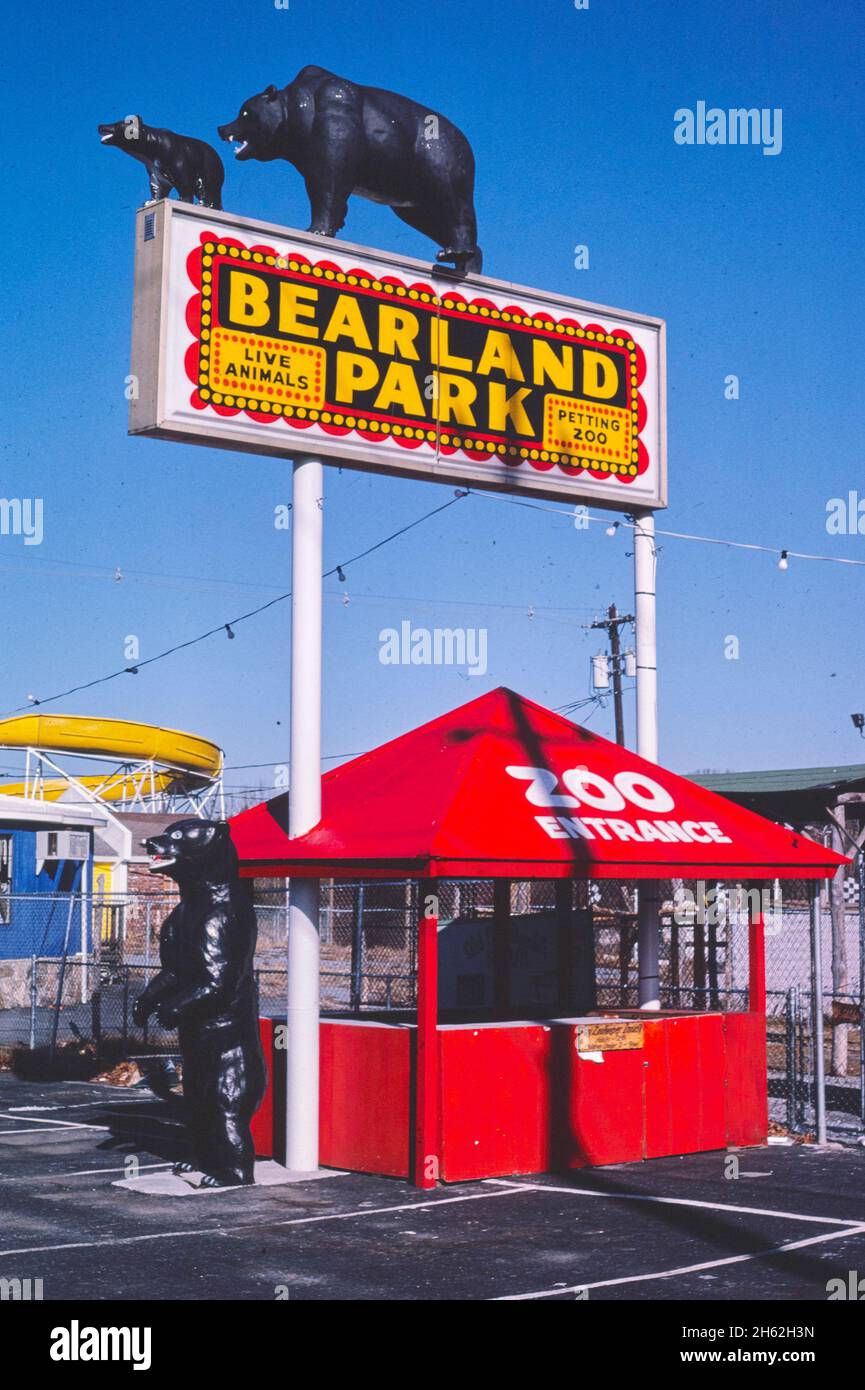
top-left (493, 879), bottom-right (511, 1018)
top-left (785, 987), bottom-right (795, 1132)
top-left (49, 894), bottom-right (77, 1061)
top-left (91, 985), bottom-right (102, 1054)
top-left (350, 884), bottom-right (365, 1012)
top-left (29, 954), bottom-right (37, 1051)
top-left (810, 884), bottom-right (827, 1144)
top-left (144, 901), bottom-right (152, 983)
top-left (793, 984), bottom-right (805, 1129)
top-left (80, 887), bottom-right (89, 1005)
top-left (693, 911), bottom-right (707, 1010)
top-left (121, 966), bottom-right (130, 1053)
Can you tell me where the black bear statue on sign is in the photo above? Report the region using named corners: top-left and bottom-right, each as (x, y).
top-left (218, 66), bottom-right (482, 273)
top-left (133, 819), bottom-right (266, 1188)
top-left (99, 116), bottom-right (224, 208)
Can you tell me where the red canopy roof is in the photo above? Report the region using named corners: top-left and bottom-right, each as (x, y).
top-left (231, 688), bottom-right (846, 881)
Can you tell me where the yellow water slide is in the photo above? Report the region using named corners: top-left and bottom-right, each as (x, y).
top-left (0, 770), bottom-right (180, 803)
top-left (0, 714), bottom-right (223, 800)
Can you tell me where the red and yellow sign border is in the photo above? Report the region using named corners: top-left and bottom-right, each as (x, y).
top-left (183, 231), bottom-right (650, 487)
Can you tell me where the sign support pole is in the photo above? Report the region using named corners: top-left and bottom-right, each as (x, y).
top-left (633, 511), bottom-right (658, 762)
top-left (285, 456), bottom-right (323, 1172)
top-left (634, 511), bottom-right (661, 1008)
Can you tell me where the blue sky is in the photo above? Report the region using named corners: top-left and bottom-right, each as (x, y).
top-left (1, 0), bottom-right (863, 800)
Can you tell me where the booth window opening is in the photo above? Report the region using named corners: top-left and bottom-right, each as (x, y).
top-left (244, 876), bottom-right (805, 1022)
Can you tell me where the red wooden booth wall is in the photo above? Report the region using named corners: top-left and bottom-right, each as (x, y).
top-left (253, 1009), bottom-right (768, 1182)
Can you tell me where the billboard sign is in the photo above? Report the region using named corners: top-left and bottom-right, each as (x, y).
top-left (130, 201), bottom-right (666, 510)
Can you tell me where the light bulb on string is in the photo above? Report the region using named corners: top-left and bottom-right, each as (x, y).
top-left (778, 550), bottom-right (789, 571)
top-left (606, 521), bottom-right (620, 538)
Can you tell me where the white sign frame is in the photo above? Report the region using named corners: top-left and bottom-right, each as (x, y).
top-left (130, 200), bottom-right (666, 512)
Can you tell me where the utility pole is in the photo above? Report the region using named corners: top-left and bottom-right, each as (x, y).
top-left (591, 604), bottom-right (635, 746)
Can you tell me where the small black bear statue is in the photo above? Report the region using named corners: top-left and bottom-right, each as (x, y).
top-left (133, 819), bottom-right (266, 1188)
top-left (99, 115), bottom-right (224, 209)
top-left (218, 66), bottom-right (482, 273)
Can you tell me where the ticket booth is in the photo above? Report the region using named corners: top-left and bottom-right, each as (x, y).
top-left (232, 687), bottom-right (846, 1187)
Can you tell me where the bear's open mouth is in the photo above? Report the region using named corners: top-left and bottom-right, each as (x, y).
top-left (148, 854), bottom-right (176, 871)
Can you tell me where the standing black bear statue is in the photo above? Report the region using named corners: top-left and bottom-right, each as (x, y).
top-left (218, 66), bottom-right (482, 272)
top-left (133, 819), bottom-right (266, 1188)
top-left (98, 116), bottom-right (224, 209)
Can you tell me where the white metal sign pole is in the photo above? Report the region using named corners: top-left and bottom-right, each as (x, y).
top-left (285, 455), bottom-right (323, 1172)
top-left (633, 510), bottom-right (661, 1008)
top-left (633, 511), bottom-right (658, 761)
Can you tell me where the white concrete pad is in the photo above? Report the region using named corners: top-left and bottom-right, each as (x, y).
top-left (113, 1161), bottom-right (346, 1196)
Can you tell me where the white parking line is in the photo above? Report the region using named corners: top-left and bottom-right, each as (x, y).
top-left (492, 1223), bottom-right (865, 1299)
top-left (0, 1162), bottom-right (173, 1184)
top-left (0, 1184), bottom-right (533, 1260)
top-left (0, 1110), bottom-right (183, 1137)
top-left (6, 1099), bottom-right (149, 1112)
top-left (484, 1178), bottom-right (865, 1228)
top-left (0, 1124), bottom-right (110, 1135)
top-left (0, 1114), bottom-right (108, 1129)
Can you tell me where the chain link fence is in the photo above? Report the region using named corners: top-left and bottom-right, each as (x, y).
top-left (1, 875), bottom-right (862, 1136)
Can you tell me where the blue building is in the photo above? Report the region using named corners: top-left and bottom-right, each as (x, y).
top-left (0, 795), bottom-right (105, 964)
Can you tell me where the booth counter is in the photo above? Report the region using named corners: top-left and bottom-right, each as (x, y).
top-left (253, 1008), bottom-right (767, 1180)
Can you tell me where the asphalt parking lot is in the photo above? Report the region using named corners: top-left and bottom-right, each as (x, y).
top-left (1, 1073), bottom-right (864, 1302)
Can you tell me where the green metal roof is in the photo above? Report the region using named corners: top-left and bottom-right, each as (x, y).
top-left (689, 764), bottom-right (865, 825)
top-left (692, 764), bottom-right (865, 796)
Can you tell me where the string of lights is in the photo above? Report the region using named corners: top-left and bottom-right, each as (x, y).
top-left (5, 475), bottom-right (857, 723)
top-left (2, 553), bottom-right (602, 619)
top-left (0, 491), bottom-right (470, 717)
top-left (472, 489), bottom-right (865, 570)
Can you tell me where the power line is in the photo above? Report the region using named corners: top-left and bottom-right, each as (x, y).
top-left (1, 491), bottom-right (470, 717)
top-left (473, 490), bottom-right (865, 570)
top-left (0, 556), bottom-right (288, 595)
top-left (9, 472), bottom-right (851, 724)
top-left (224, 754), bottom-right (362, 770)
top-left (323, 589), bottom-right (600, 617)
